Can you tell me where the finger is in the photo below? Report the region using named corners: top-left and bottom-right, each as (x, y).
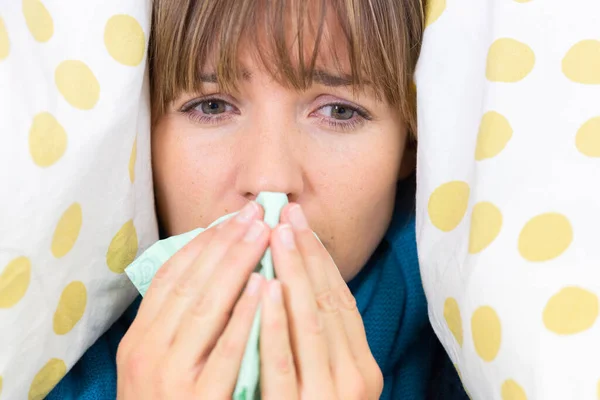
top-left (123, 225), bottom-right (219, 353)
top-left (170, 219), bottom-right (270, 366)
top-left (260, 280), bottom-right (299, 400)
top-left (270, 224), bottom-right (335, 397)
top-left (146, 201), bottom-right (263, 347)
top-left (195, 273), bottom-right (264, 398)
top-left (285, 204), bottom-right (359, 389)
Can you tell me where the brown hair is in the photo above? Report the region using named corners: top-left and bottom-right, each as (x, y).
top-left (148, 0), bottom-right (425, 136)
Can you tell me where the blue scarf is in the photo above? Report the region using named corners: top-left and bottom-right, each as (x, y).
top-left (48, 176), bottom-right (467, 400)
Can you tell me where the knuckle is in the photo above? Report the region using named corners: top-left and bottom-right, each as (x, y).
top-left (315, 290), bottom-right (339, 313)
top-left (173, 277), bottom-right (194, 298)
top-left (337, 284), bottom-right (358, 311)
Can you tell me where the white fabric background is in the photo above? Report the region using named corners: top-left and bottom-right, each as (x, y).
top-left (416, 0), bottom-right (600, 399)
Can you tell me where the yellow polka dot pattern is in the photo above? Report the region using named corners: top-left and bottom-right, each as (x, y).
top-left (425, 0), bottom-right (446, 27)
top-left (0, 7), bottom-right (149, 398)
top-left (0, 257), bottom-right (31, 308)
top-left (51, 203), bottom-right (82, 258)
top-left (501, 379), bottom-right (527, 400)
top-left (562, 40), bottom-right (600, 84)
top-left (129, 136), bottom-right (137, 183)
top-left (53, 281), bottom-right (87, 335)
top-left (55, 60), bottom-right (100, 110)
top-left (428, 181), bottom-right (470, 232)
top-left (423, 3), bottom-right (600, 398)
top-left (469, 202), bottom-right (503, 254)
top-left (106, 220), bottom-right (139, 274)
top-left (518, 213), bottom-right (573, 262)
top-left (543, 287), bottom-right (598, 335)
top-left (486, 39), bottom-right (535, 82)
top-left (29, 113), bottom-right (67, 167)
top-left (104, 15), bottom-right (146, 66)
top-left (28, 359), bottom-right (66, 400)
top-left (475, 112), bottom-right (513, 161)
top-left (22, 0), bottom-right (54, 43)
top-left (444, 297), bottom-right (463, 347)
top-left (0, 17), bottom-right (10, 60)
top-left (471, 306), bottom-right (502, 362)
top-left (576, 117), bottom-right (600, 157)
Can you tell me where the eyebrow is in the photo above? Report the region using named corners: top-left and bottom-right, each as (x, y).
top-left (199, 69), bottom-right (355, 87)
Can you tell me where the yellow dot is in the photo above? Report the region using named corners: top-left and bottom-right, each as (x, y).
top-left (425, 0), bottom-right (446, 27)
top-left (129, 136), bottom-right (137, 183)
top-left (28, 358), bottom-right (66, 400)
top-left (543, 286), bottom-right (598, 335)
top-left (444, 297), bottom-right (464, 347)
top-left (22, 0), bottom-right (54, 43)
top-left (0, 256), bottom-right (31, 308)
top-left (53, 281), bottom-right (87, 335)
top-left (475, 112), bottom-right (513, 161)
top-left (51, 203), bottom-right (82, 258)
top-left (104, 15), bottom-right (146, 66)
top-left (0, 375), bottom-right (3, 397)
top-left (518, 213), bottom-right (573, 262)
top-left (471, 306), bottom-right (502, 362)
top-left (428, 181), bottom-right (470, 232)
top-left (486, 38), bottom-right (535, 82)
top-left (0, 17), bottom-right (10, 60)
top-left (28, 112), bottom-right (67, 167)
top-left (562, 40), bottom-right (600, 84)
top-left (55, 60), bottom-right (100, 110)
top-left (107, 220), bottom-right (138, 273)
top-left (501, 379), bottom-right (527, 400)
top-left (576, 117), bottom-right (600, 157)
top-left (469, 202), bottom-right (503, 254)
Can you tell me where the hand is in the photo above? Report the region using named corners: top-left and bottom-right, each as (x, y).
top-left (260, 204), bottom-right (383, 400)
top-left (116, 202), bottom-right (270, 399)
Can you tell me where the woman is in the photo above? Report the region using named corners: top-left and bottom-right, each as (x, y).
top-left (49, 0), bottom-right (467, 398)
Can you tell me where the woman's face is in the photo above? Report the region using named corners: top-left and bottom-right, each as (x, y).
top-left (152, 49), bottom-right (412, 281)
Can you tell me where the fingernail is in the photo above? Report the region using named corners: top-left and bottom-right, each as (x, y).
top-left (247, 273), bottom-right (262, 295)
top-left (288, 204), bottom-right (309, 230)
top-left (236, 202), bottom-right (258, 222)
top-left (244, 220), bottom-right (265, 242)
top-left (269, 280), bottom-right (282, 302)
top-left (278, 224), bottom-right (295, 249)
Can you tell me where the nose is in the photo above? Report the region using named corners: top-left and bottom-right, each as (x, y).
top-left (235, 119), bottom-right (304, 200)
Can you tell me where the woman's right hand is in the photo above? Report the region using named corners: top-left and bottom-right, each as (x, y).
top-left (116, 201), bottom-right (270, 399)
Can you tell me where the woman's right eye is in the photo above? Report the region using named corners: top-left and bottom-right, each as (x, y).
top-left (179, 97), bottom-right (239, 124)
top-left (198, 100), bottom-right (229, 115)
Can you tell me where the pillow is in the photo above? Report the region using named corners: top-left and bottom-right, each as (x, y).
top-left (0, 1), bottom-right (157, 398)
top-left (416, 0), bottom-right (600, 399)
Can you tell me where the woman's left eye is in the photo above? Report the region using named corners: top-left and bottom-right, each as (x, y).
top-left (319, 104), bottom-right (356, 120)
top-left (313, 102), bottom-right (371, 131)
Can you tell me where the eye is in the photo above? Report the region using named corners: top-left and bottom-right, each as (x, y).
top-left (198, 100), bottom-right (230, 114)
top-left (319, 104), bottom-right (355, 120)
top-left (179, 96), bottom-right (238, 125)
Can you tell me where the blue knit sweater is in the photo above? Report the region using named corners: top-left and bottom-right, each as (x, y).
top-left (48, 177), bottom-right (468, 399)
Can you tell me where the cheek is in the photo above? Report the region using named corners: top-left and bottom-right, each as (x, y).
top-left (306, 124), bottom-right (405, 280)
top-left (151, 117), bottom-right (235, 234)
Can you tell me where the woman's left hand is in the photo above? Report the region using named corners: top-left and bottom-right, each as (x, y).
top-left (259, 203), bottom-right (383, 400)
